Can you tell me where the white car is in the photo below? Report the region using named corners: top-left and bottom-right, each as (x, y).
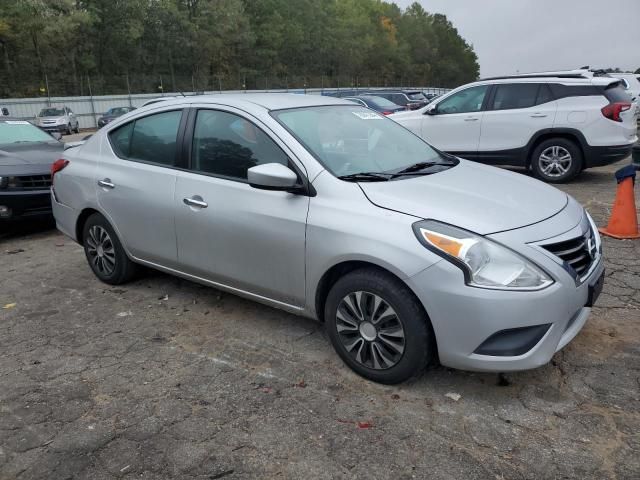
top-left (392, 73), bottom-right (638, 183)
top-left (34, 106), bottom-right (80, 135)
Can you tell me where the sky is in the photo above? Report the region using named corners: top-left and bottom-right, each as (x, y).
top-left (396, 0), bottom-right (640, 77)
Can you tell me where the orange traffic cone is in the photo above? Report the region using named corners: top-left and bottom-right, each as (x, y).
top-left (599, 164), bottom-right (640, 239)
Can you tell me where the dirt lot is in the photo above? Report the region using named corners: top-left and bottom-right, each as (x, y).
top-left (1, 160), bottom-right (639, 479)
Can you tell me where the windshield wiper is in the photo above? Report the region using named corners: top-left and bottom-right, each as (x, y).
top-left (338, 172), bottom-right (392, 182)
top-left (389, 160), bottom-right (456, 178)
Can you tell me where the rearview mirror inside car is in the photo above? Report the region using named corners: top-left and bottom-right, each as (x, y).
top-left (248, 163), bottom-right (300, 192)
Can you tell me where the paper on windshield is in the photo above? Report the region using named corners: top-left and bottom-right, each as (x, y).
top-left (5, 121), bottom-right (30, 124)
top-left (352, 111), bottom-right (383, 120)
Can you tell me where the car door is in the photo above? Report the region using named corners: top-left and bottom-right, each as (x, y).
top-left (97, 108), bottom-right (185, 268)
top-left (478, 83), bottom-right (557, 163)
top-left (174, 107), bottom-right (309, 307)
top-left (421, 84), bottom-right (489, 155)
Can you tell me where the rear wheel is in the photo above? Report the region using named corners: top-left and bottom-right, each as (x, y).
top-left (82, 213), bottom-right (137, 285)
top-left (66, 123), bottom-right (72, 135)
top-left (325, 268), bottom-right (434, 384)
top-left (74, 122), bottom-right (80, 134)
top-left (531, 138), bottom-right (582, 183)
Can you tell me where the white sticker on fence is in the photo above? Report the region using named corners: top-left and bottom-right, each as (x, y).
top-left (352, 111), bottom-right (383, 120)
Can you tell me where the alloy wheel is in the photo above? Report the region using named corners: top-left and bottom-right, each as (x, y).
top-left (336, 291), bottom-right (405, 370)
top-left (86, 225), bottom-right (116, 276)
top-left (538, 145), bottom-right (572, 178)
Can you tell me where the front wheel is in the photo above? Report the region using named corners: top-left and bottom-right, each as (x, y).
top-left (325, 268), bottom-right (434, 384)
top-left (82, 213), bottom-right (137, 285)
top-left (531, 138), bottom-right (582, 183)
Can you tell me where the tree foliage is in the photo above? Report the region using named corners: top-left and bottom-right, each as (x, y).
top-left (0, 0), bottom-right (479, 97)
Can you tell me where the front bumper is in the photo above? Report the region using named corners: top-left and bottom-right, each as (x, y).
top-left (0, 189), bottom-right (52, 220)
top-left (407, 202), bottom-right (604, 372)
top-left (38, 124), bottom-right (68, 132)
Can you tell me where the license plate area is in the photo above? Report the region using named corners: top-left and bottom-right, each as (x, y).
top-left (586, 270), bottom-right (605, 307)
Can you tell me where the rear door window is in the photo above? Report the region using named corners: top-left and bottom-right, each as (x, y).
top-left (490, 84), bottom-right (539, 110)
top-left (108, 110), bottom-right (182, 166)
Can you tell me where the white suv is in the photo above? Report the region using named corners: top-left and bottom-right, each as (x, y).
top-left (393, 74), bottom-right (638, 182)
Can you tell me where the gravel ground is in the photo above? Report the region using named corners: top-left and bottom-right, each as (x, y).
top-left (1, 159), bottom-right (639, 479)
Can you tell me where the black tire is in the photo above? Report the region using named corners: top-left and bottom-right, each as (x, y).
top-left (82, 213), bottom-right (137, 285)
top-left (74, 123), bottom-right (80, 134)
top-left (325, 268), bottom-right (434, 384)
top-left (66, 124), bottom-right (72, 135)
top-left (530, 138), bottom-right (582, 183)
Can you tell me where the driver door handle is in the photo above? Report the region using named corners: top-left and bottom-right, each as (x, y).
top-left (183, 196), bottom-right (208, 209)
top-left (98, 179), bottom-right (115, 189)
top-left (530, 113), bottom-right (548, 118)
top-left (464, 117), bottom-right (479, 122)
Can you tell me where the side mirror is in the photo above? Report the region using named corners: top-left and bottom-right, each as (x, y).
top-left (51, 132), bottom-right (62, 140)
top-left (425, 105), bottom-right (438, 116)
top-left (248, 163), bottom-right (300, 192)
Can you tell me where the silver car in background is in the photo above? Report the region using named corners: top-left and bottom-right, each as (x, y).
top-left (51, 94), bottom-right (604, 384)
top-left (35, 106), bottom-right (80, 134)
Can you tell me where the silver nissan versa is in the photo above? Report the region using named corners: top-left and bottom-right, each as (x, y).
top-left (51, 94), bottom-right (604, 384)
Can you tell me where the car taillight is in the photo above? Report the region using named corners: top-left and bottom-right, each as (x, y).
top-left (51, 159), bottom-right (69, 179)
top-left (382, 111), bottom-right (393, 115)
top-left (601, 102), bottom-right (631, 122)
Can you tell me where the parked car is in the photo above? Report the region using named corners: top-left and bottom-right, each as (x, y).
top-left (366, 90), bottom-right (429, 110)
top-left (321, 90), bottom-right (363, 98)
top-left (0, 118), bottom-right (65, 221)
top-left (98, 106), bottom-right (136, 128)
top-left (34, 106), bottom-right (80, 135)
top-left (343, 95), bottom-right (406, 115)
top-left (615, 73), bottom-right (640, 101)
top-left (52, 94), bottom-right (605, 384)
top-left (392, 74), bottom-right (638, 183)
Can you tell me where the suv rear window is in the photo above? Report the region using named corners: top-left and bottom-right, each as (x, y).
top-left (604, 83), bottom-right (633, 103)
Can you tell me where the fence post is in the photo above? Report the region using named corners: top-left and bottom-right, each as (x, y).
top-left (44, 73), bottom-right (51, 104)
top-left (87, 75), bottom-right (97, 129)
top-left (126, 74), bottom-right (133, 107)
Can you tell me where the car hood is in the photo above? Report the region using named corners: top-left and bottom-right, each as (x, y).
top-left (0, 142), bottom-right (64, 170)
top-left (359, 160), bottom-right (568, 235)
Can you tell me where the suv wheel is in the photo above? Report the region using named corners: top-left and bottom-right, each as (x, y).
top-left (325, 268), bottom-right (434, 384)
top-left (82, 213), bottom-right (137, 285)
top-left (531, 138), bottom-right (582, 183)
top-left (74, 123), bottom-right (80, 134)
top-left (66, 123), bottom-right (72, 135)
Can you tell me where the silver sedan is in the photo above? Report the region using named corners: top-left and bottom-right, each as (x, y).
top-left (51, 94), bottom-right (604, 384)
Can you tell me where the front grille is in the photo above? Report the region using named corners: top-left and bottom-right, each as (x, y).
top-left (542, 228), bottom-right (597, 278)
top-left (12, 175), bottom-right (52, 190)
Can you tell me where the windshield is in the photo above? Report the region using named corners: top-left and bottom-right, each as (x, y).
top-left (272, 105), bottom-right (447, 178)
top-left (408, 93), bottom-right (426, 101)
top-left (106, 107), bottom-right (130, 116)
top-left (39, 108), bottom-right (65, 117)
top-left (367, 96), bottom-right (400, 108)
top-left (0, 121), bottom-right (56, 144)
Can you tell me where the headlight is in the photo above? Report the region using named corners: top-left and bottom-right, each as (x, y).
top-left (413, 220), bottom-right (553, 290)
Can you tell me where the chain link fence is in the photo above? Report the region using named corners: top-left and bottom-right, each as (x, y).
top-left (0, 73), bottom-right (451, 130)
top-left (0, 73), bottom-right (450, 98)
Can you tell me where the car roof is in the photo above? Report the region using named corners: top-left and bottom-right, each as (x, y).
top-left (142, 93), bottom-right (351, 112)
top-left (469, 75), bottom-right (618, 87)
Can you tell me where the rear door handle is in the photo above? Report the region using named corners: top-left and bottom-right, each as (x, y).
top-left (183, 196), bottom-right (208, 209)
top-left (98, 179), bottom-right (115, 189)
top-left (464, 117), bottom-right (479, 122)
top-left (530, 113), bottom-right (548, 118)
